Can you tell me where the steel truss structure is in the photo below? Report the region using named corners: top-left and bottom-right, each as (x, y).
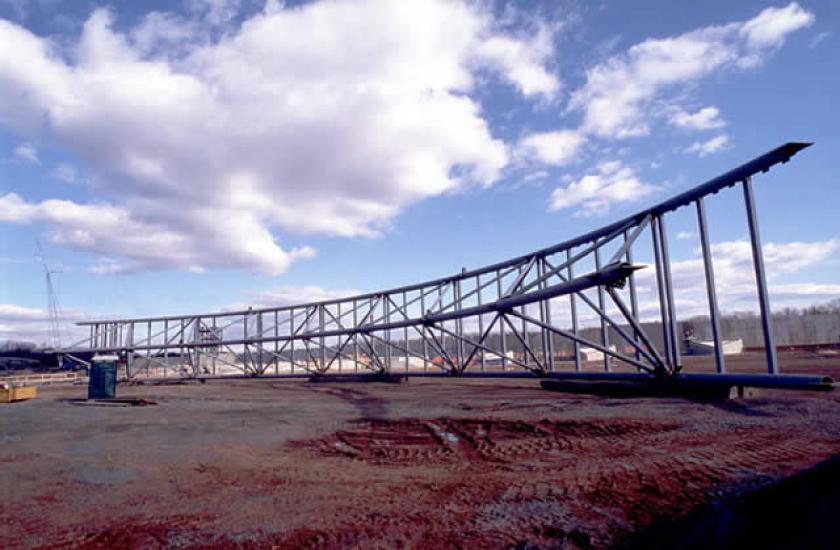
top-left (59, 143), bottom-right (833, 390)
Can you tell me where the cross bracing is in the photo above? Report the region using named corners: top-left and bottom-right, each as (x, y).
top-left (58, 143), bottom-right (833, 390)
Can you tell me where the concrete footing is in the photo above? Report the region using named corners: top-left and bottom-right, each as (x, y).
top-left (540, 379), bottom-right (762, 400)
top-left (307, 373), bottom-right (408, 384)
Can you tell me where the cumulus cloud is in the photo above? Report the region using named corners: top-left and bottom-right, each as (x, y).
top-left (186, 0), bottom-right (243, 27)
top-left (0, 192), bottom-right (316, 274)
top-left (0, 303), bottom-right (91, 345)
top-left (684, 134), bottom-right (729, 157)
top-left (0, 0), bottom-right (558, 275)
top-left (632, 238), bottom-right (840, 319)
top-left (669, 106), bottom-right (726, 131)
top-left (738, 2), bottom-right (815, 52)
top-left (517, 129), bottom-right (585, 166)
top-left (12, 141), bottom-right (38, 164)
top-left (568, 2), bottom-right (813, 138)
top-left (474, 23), bottom-right (560, 98)
top-left (549, 160), bottom-right (657, 216)
top-left (544, 237), bottom-right (840, 330)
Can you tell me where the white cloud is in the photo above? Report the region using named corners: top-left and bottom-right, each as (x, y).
top-left (517, 129), bottom-right (585, 166)
top-left (474, 23), bottom-right (560, 99)
top-left (568, 2), bottom-right (813, 138)
top-left (186, 0), bottom-right (242, 27)
top-left (684, 134), bottom-right (728, 157)
top-left (51, 162), bottom-right (81, 184)
top-left (0, 303), bottom-right (91, 346)
top-left (809, 31), bottom-right (831, 49)
top-left (0, 1), bottom-right (558, 275)
top-left (219, 284), bottom-right (360, 316)
top-left (669, 106), bottom-right (726, 130)
top-left (245, 285), bottom-right (360, 309)
top-left (632, 238), bottom-right (840, 318)
top-left (12, 141), bottom-right (38, 164)
top-left (0, 192), bottom-right (316, 274)
top-left (129, 11), bottom-right (200, 57)
top-left (522, 170), bottom-right (549, 182)
top-left (549, 160), bottom-right (657, 216)
top-left (0, 304), bottom-right (44, 320)
top-left (739, 2), bottom-right (815, 51)
top-left (676, 231), bottom-right (696, 240)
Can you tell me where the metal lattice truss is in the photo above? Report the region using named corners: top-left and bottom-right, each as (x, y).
top-left (60, 143), bottom-right (822, 387)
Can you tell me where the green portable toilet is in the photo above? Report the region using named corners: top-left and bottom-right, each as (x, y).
top-left (89, 355), bottom-right (118, 399)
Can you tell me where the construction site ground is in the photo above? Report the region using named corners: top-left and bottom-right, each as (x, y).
top-left (2, 351), bottom-right (840, 549)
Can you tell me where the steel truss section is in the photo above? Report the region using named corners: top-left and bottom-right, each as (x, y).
top-left (58, 143), bottom-right (833, 390)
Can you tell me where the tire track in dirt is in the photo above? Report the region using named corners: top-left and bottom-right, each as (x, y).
top-left (300, 417), bottom-right (679, 465)
top-left (288, 417), bottom-right (840, 548)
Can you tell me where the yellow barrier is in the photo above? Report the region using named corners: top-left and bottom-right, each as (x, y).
top-left (0, 385), bottom-right (37, 403)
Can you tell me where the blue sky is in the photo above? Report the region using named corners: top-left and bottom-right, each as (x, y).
top-left (1, 0), bottom-right (838, 344)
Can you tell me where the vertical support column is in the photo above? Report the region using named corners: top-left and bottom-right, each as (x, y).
top-left (319, 305), bottom-right (326, 373)
top-left (353, 300), bottom-right (359, 373)
top-left (651, 217), bottom-right (672, 371)
top-left (743, 176), bottom-right (778, 374)
top-left (657, 215), bottom-right (682, 372)
top-left (211, 317), bottom-right (217, 376)
top-left (163, 319), bottom-right (169, 378)
top-left (476, 275), bottom-right (485, 372)
top-left (420, 291), bottom-right (428, 372)
top-left (146, 320), bottom-right (152, 376)
top-left (337, 303), bottom-right (343, 373)
top-left (384, 296), bottom-right (392, 372)
top-left (544, 259), bottom-right (555, 372)
top-left (696, 198), bottom-right (725, 373)
top-left (180, 318), bottom-right (186, 376)
top-left (566, 249), bottom-right (581, 372)
top-left (242, 314), bottom-right (249, 375)
top-left (536, 258), bottom-right (553, 372)
top-left (290, 309), bottom-right (295, 374)
top-left (455, 279), bottom-right (465, 371)
top-left (624, 230), bottom-right (642, 363)
top-left (497, 269), bottom-right (507, 371)
top-left (519, 264), bottom-right (529, 368)
top-left (594, 247), bottom-right (611, 372)
top-left (304, 308), bottom-right (311, 372)
top-left (370, 296), bottom-right (376, 371)
top-left (256, 313), bottom-right (263, 375)
top-left (403, 292), bottom-right (409, 372)
top-left (274, 310), bottom-right (279, 375)
top-left (126, 322), bottom-right (134, 379)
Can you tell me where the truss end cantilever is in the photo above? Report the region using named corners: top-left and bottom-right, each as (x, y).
top-left (601, 262), bottom-right (646, 290)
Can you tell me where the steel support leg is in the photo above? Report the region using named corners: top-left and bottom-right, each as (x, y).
top-left (567, 249), bottom-right (581, 372)
top-left (696, 198), bottom-right (725, 373)
top-left (743, 176), bottom-right (778, 374)
top-left (657, 216), bottom-right (681, 372)
top-left (651, 218), bottom-right (672, 371)
top-left (594, 247), bottom-right (611, 372)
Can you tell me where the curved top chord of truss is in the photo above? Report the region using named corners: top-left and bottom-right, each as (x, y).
top-left (60, 142), bottom-right (829, 390)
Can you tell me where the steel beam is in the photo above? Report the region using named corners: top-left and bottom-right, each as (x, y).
top-left (58, 143), bottom-right (822, 391)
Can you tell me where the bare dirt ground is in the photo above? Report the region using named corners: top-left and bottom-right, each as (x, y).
top-left (1, 351), bottom-right (839, 549)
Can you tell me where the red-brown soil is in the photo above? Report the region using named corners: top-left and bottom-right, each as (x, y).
top-left (1, 351), bottom-right (839, 548)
